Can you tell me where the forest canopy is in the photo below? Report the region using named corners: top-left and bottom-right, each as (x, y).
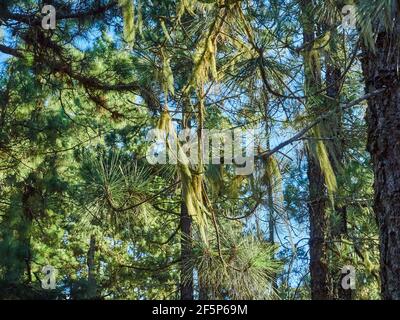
top-left (0, 0), bottom-right (400, 300)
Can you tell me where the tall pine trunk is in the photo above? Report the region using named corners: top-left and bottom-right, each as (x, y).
top-left (307, 153), bottom-right (330, 299)
top-left (360, 5), bottom-right (400, 300)
top-left (180, 201), bottom-right (194, 300)
top-left (265, 97), bottom-right (278, 291)
top-left (87, 235), bottom-right (97, 299)
top-left (325, 62), bottom-right (351, 300)
top-left (180, 102), bottom-right (194, 300)
top-left (300, 0), bottom-right (330, 299)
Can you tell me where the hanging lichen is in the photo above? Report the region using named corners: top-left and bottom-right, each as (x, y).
top-left (263, 155), bottom-right (283, 201)
top-left (160, 19), bottom-right (172, 44)
top-left (184, 4), bottom-right (230, 93)
top-left (161, 48), bottom-right (175, 97)
top-left (309, 126), bottom-right (338, 202)
top-left (156, 109), bottom-right (209, 243)
top-left (119, 0), bottom-right (136, 47)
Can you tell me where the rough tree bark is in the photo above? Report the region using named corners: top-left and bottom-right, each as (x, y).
top-left (360, 4), bottom-right (400, 300)
top-left (307, 152), bottom-right (330, 299)
top-left (325, 54), bottom-right (351, 300)
top-left (180, 102), bottom-right (194, 300)
top-left (87, 234), bottom-right (97, 299)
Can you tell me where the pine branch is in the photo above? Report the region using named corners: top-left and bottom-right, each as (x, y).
top-left (257, 87), bottom-right (387, 160)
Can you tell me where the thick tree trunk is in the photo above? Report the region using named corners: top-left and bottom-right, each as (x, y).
top-left (360, 9), bottom-right (400, 299)
top-left (300, 0), bottom-right (330, 300)
top-left (180, 102), bottom-right (194, 300)
top-left (21, 184), bottom-right (34, 284)
top-left (180, 201), bottom-right (194, 300)
top-left (199, 285), bottom-right (208, 300)
top-left (307, 153), bottom-right (330, 299)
